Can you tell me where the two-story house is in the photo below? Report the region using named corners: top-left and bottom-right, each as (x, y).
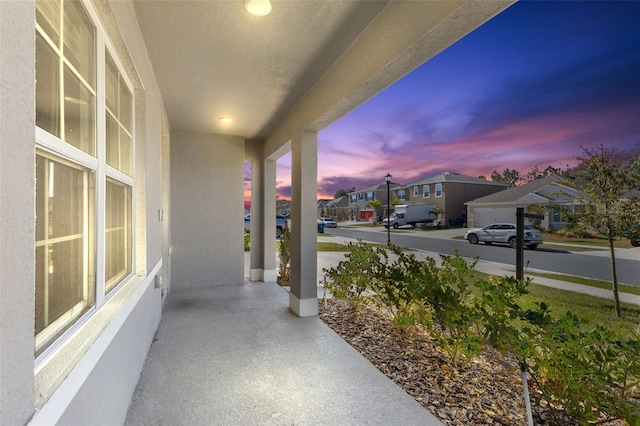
top-left (326, 196), bottom-right (350, 221)
top-left (392, 172), bottom-right (509, 226)
top-left (348, 183), bottom-right (400, 222)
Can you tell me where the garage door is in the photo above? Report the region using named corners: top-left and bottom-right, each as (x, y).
top-left (473, 207), bottom-right (516, 227)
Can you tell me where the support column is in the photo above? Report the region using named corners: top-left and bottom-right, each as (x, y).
top-left (289, 131), bottom-right (318, 316)
top-left (249, 158), bottom-right (277, 282)
top-left (249, 159), bottom-right (264, 281)
top-left (262, 159), bottom-right (277, 281)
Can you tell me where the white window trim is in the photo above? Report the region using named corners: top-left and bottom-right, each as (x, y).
top-left (435, 183), bottom-right (443, 198)
top-left (423, 184), bottom-right (430, 199)
top-left (34, 0), bottom-right (136, 365)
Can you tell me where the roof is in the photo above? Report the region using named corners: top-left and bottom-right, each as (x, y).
top-left (397, 172), bottom-right (510, 189)
top-left (327, 196), bottom-right (349, 207)
top-left (349, 183), bottom-right (401, 194)
top-left (465, 175), bottom-right (581, 205)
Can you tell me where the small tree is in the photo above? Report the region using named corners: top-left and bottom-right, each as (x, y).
top-left (431, 207), bottom-right (444, 226)
top-left (366, 199), bottom-right (382, 222)
top-left (277, 228), bottom-right (291, 286)
top-left (567, 145), bottom-right (640, 318)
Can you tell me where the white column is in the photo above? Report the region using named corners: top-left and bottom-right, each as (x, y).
top-left (262, 159), bottom-right (278, 281)
top-left (289, 131), bottom-right (318, 316)
top-left (249, 158), bottom-right (264, 281)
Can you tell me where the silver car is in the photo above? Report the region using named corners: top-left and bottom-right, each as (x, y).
top-left (317, 218), bottom-right (338, 228)
top-left (465, 223), bottom-right (543, 249)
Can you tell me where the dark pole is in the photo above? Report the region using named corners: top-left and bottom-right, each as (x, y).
top-left (516, 207), bottom-right (524, 281)
top-left (386, 173), bottom-right (392, 245)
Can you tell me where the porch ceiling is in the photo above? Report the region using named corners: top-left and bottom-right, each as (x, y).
top-left (132, 0), bottom-right (514, 141)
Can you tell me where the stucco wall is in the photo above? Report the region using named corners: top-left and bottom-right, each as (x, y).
top-left (0, 2), bottom-right (36, 424)
top-left (55, 277), bottom-right (161, 426)
top-left (171, 130), bottom-right (245, 290)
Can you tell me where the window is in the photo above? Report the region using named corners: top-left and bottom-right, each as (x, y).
top-left (366, 192), bottom-right (374, 202)
top-left (35, 0), bottom-right (134, 357)
top-left (35, 153), bottom-right (95, 354)
top-left (423, 185), bottom-right (430, 198)
top-left (398, 189), bottom-right (406, 200)
top-left (435, 183), bottom-right (443, 197)
top-left (413, 186), bottom-right (419, 197)
top-left (350, 194), bottom-right (357, 203)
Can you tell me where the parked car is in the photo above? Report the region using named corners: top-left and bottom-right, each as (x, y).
top-left (317, 218), bottom-right (338, 228)
top-left (465, 223), bottom-right (543, 249)
top-left (623, 222), bottom-right (640, 247)
top-left (244, 213), bottom-right (288, 237)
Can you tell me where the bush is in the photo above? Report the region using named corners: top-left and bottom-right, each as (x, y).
top-left (323, 241), bottom-right (385, 309)
top-left (521, 311), bottom-right (639, 424)
top-left (244, 230), bottom-right (250, 251)
top-left (322, 242), bottom-right (640, 421)
top-left (277, 228), bottom-right (291, 285)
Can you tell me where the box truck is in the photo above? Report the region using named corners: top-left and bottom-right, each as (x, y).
top-left (383, 204), bottom-right (437, 229)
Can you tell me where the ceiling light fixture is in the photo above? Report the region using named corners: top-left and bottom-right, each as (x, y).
top-left (219, 117), bottom-right (233, 123)
top-left (244, 0), bottom-right (271, 16)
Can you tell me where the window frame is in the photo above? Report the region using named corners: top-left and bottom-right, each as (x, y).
top-left (435, 183), bottom-right (443, 198)
top-left (34, 0), bottom-right (136, 363)
top-left (413, 186), bottom-right (419, 197)
top-left (423, 184), bottom-right (430, 198)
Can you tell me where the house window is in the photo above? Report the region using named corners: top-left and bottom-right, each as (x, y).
top-left (366, 191), bottom-right (374, 201)
top-left (358, 193), bottom-right (363, 200)
top-left (35, 153), bottom-right (95, 353)
top-left (398, 189), bottom-right (406, 200)
top-left (423, 185), bottom-right (430, 198)
top-left (413, 186), bottom-right (419, 197)
top-left (35, 0), bottom-right (134, 357)
top-left (435, 183), bottom-right (443, 197)
top-left (350, 195), bottom-right (357, 203)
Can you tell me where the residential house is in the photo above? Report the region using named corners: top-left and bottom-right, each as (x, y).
top-left (465, 175), bottom-right (585, 229)
top-left (392, 172), bottom-right (509, 226)
top-left (348, 183), bottom-right (400, 222)
top-left (0, 1), bottom-right (514, 424)
top-left (326, 196), bottom-right (350, 221)
top-left (317, 199), bottom-right (331, 218)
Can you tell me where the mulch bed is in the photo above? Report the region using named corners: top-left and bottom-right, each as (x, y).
top-left (318, 299), bottom-right (609, 426)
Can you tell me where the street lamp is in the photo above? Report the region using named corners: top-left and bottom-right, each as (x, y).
top-left (385, 173), bottom-right (392, 245)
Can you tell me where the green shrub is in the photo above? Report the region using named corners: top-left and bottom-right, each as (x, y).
top-left (244, 230), bottom-right (250, 251)
top-left (323, 241), bottom-right (385, 309)
top-left (521, 310), bottom-right (639, 424)
top-left (277, 228), bottom-right (291, 285)
top-left (322, 242), bottom-right (640, 420)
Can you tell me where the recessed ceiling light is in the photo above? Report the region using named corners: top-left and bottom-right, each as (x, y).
top-left (244, 0), bottom-right (271, 16)
top-left (219, 117), bottom-right (233, 123)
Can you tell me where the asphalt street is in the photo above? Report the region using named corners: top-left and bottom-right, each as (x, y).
top-left (325, 226), bottom-right (640, 287)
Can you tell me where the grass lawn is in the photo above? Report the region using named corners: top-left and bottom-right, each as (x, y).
top-left (521, 284), bottom-right (640, 339)
top-left (524, 271), bottom-right (640, 296)
top-left (466, 271), bottom-right (639, 339)
top-left (316, 240), bottom-right (412, 252)
top-left (542, 232), bottom-right (634, 249)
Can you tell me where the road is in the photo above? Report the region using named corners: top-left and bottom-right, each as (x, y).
top-left (325, 227), bottom-right (640, 287)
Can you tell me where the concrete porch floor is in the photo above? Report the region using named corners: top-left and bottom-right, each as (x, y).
top-left (125, 281), bottom-right (442, 425)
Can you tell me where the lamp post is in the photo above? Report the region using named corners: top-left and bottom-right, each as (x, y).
top-left (385, 173), bottom-right (392, 245)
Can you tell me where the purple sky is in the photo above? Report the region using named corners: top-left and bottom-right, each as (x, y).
top-left (255, 1), bottom-right (640, 203)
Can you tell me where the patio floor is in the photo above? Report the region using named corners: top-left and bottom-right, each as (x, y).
top-left (125, 281), bottom-right (442, 425)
